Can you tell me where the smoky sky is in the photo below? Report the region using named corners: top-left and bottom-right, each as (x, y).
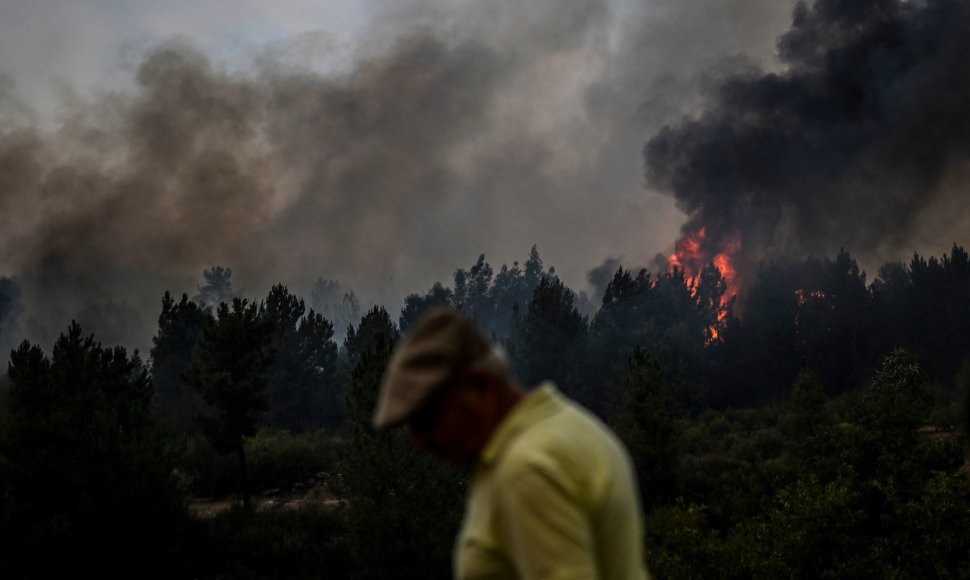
top-left (0, 0), bottom-right (805, 350)
top-left (645, 0), bottom-right (970, 295)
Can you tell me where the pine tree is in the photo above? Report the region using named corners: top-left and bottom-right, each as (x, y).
top-left (263, 284), bottom-right (339, 430)
top-left (513, 277), bottom-right (588, 402)
top-left (151, 291), bottom-right (211, 434)
top-left (611, 346), bottom-right (679, 508)
top-left (1, 322), bottom-right (189, 577)
top-left (184, 298), bottom-right (274, 510)
top-left (341, 308), bottom-right (462, 580)
top-left (192, 266), bottom-right (236, 312)
top-left (399, 282), bottom-right (454, 335)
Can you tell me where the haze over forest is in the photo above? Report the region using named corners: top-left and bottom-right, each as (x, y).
top-left (1, 0), bottom-right (969, 353)
top-left (3, 2), bottom-right (970, 578)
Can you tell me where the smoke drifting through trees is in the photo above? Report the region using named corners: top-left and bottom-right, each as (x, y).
top-left (1, 35), bottom-right (506, 350)
top-left (3, 0), bottom-right (967, 350)
top-left (645, 0), bottom-right (970, 303)
top-left (0, 0), bottom-right (804, 351)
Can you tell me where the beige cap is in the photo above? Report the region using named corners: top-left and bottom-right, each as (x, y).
top-left (373, 307), bottom-right (493, 429)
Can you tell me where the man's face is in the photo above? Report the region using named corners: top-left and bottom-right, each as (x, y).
top-left (408, 376), bottom-right (493, 469)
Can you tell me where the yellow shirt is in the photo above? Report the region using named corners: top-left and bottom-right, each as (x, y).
top-left (455, 384), bottom-right (651, 580)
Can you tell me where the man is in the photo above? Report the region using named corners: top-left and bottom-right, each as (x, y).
top-left (373, 308), bottom-right (650, 580)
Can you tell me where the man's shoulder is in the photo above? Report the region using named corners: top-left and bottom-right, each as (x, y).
top-left (493, 398), bottom-right (615, 488)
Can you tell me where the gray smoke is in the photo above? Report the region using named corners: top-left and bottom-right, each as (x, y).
top-left (0, 0), bottom-right (800, 351)
top-left (586, 257), bottom-right (623, 307)
top-left (645, 0), bottom-right (970, 298)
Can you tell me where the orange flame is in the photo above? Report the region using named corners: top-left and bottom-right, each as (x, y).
top-left (709, 309), bottom-right (728, 342)
top-left (668, 227), bottom-right (706, 287)
top-left (795, 289), bottom-right (828, 306)
top-left (668, 227), bottom-right (741, 343)
top-left (713, 235), bottom-right (741, 297)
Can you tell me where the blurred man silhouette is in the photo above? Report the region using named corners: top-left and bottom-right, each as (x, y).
top-left (374, 308), bottom-right (650, 580)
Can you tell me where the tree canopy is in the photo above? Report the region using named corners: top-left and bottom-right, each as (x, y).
top-left (184, 298), bottom-right (275, 509)
top-left (1, 322), bottom-right (189, 578)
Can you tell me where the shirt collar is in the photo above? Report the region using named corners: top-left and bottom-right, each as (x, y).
top-left (478, 382), bottom-right (563, 467)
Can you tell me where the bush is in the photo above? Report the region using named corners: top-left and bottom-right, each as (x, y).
top-left (180, 429), bottom-right (344, 497)
top-left (192, 503), bottom-right (350, 580)
top-left (644, 500), bottom-right (731, 579)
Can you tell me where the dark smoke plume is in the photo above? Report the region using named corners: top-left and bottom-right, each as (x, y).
top-left (645, 0), bottom-right (970, 298)
top-left (0, 0), bottom-right (812, 350)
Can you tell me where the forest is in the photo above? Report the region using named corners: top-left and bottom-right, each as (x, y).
top-left (0, 244), bottom-right (968, 579)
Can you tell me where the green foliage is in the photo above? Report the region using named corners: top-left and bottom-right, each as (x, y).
top-left (245, 429), bottom-right (342, 490)
top-left (638, 350), bottom-right (970, 577)
top-left (343, 306), bottom-right (397, 364)
top-left (856, 348), bottom-right (929, 433)
top-left (454, 253), bottom-right (494, 323)
top-left (735, 476), bottom-right (867, 579)
top-left (891, 471), bottom-right (970, 578)
top-left (151, 291), bottom-right (211, 434)
top-left (667, 353), bottom-right (970, 578)
top-left (185, 297), bottom-right (275, 508)
top-left (263, 284), bottom-right (341, 431)
top-left (341, 308), bottom-right (463, 580)
top-left (732, 465), bottom-right (970, 579)
top-left (905, 245), bottom-right (970, 378)
top-left (193, 503), bottom-right (351, 580)
top-left (723, 262), bottom-right (800, 403)
top-left (590, 264), bottom-right (725, 411)
top-left (419, 246), bottom-right (551, 343)
top-left (399, 282), bottom-right (454, 335)
top-left (793, 250), bottom-right (872, 392)
top-left (644, 500), bottom-right (729, 580)
top-left (179, 435), bottom-right (240, 497)
top-left (5, 245), bottom-right (970, 577)
top-left (612, 346), bottom-right (679, 508)
top-left (488, 260), bottom-right (531, 339)
top-left (0, 322), bottom-right (190, 578)
top-left (677, 407), bottom-right (795, 528)
top-left (187, 298), bottom-right (274, 450)
top-left (779, 367), bottom-right (830, 442)
top-left (180, 429), bottom-right (343, 497)
top-left (513, 276), bottom-right (588, 400)
top-left (807, 352), bottom-right (964, 491)
top-left (958, 356), bottom-right (970, 435)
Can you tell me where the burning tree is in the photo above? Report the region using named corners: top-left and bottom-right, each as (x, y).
top-left (666, 225), bottom-right (740, 343)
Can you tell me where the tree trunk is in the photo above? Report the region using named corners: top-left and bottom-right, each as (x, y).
top-left (237, 441), bottom-right (252, 511)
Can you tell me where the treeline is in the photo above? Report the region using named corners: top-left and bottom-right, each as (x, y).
top-left (399, 244), bottom-right (970, 413)
top-left (0, 244), bottom-right (968, 578)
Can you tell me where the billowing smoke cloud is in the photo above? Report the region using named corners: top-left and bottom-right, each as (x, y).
top-left (645, 0), bottom-right (970, 300)
top-left (1, 35), bottom-right (505, 349)
top-left (0, 0), bottom-right (801, 350)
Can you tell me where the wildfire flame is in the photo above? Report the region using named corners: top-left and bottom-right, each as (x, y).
top-left (709, 309), bottom-right (728, 342)
top-left (668, 226), bottom-right (741, 343)
top-left (668, 227), bottom-right (706, 276)
top-left (794, 289), bottom-right (828, 306)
